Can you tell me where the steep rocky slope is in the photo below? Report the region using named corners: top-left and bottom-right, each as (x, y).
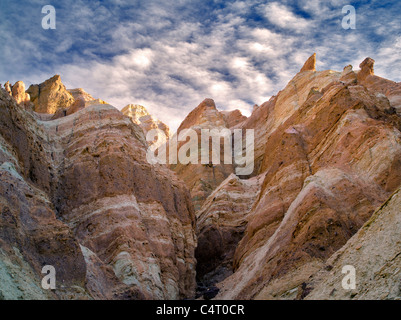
top-left (0, 79), bottom-right (196, 299)
top-left (171, 99), bottom-right (247, 211)
top-left (195, 173), bottom-right (265, 288)
top-left (304, 186), bottom-right (401, 300)
top-left (1, 53), bottom-right (401, 301)
top-left (121, 104), bottom-right (170, 145)
top-left (193, 55), bottom-right (401, 300)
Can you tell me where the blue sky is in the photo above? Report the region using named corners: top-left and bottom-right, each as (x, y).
top-left (1, 0), bottom-right (400, 131)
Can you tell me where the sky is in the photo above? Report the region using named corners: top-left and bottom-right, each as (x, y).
top-left (1, 0), bottom-right (400, 132)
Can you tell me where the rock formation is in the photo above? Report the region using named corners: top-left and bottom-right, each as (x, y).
top-left (170, 99), bottom-right (247, 211)
top-left (299, 53), bottom-right (316, 73)
top-left (11, 81), bottom-right (31, 108)
top-left (122, 104), bottom-right (170, 145)
top-left (4, 81), bottom-right (12, 95)
top-left (68, 88), bottom-right (95, 102)
top-left (0, 80), bottom-right (196, 299)
top-left (2, 53), bottom-right (401, 301)
top-left (193, 55), bottom-right (401, 300)
top-left (304, 186), bottom-right (401, 300)
top-left (195, 173), bottom-right (265, 288)
top-left (357, 57), bottom-right (375, 82)
top-left (3, 80), bottom-right (31, 108)
top-left (26, 75), bottom-right (75, 114)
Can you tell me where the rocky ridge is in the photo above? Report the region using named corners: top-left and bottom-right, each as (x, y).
top-left (171, 99), bottom-right (247, 211)
top-left (121, 104), bottom-right (170, 145)
top-left (0, 78), bottom-right (196, 299)
top-left (1, 54), bottom-right (401, 300)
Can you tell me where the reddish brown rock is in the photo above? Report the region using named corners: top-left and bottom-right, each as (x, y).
top-left (357, 57), bottom-right (375, 82)
top-left (355, 58), bottom-right (401, 115)
top-left (221, 109), bottom-right (247, 128)
top-left (171, 99), bottom-right (235, 211)
top-left (0, 88), bottom-right (88, 299)
top-left (238, 56), bottom-right (341, 175)
top-left (195, 173), bottom-right (264, 287)
top-left (0, 86), bottom-right (197, 300)
top-left (196, 57), bottom-right (401, 300)
top-left (300, 53), bottom-right (316, 73)
top-left (46, 104), bottom-right (196, 299)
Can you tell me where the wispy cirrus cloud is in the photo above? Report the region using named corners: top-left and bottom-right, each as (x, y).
top-left (1, 0), bottom-right (400, 132)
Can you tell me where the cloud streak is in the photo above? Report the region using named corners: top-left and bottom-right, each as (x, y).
top-left (1, 0), bottom-right (400, 132)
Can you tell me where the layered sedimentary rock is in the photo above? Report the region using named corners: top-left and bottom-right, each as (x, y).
top-left (122, 104), bottom-right (170, 145)
top-left (0, 82), bottom-right (197, 299)
top-left (356, 58), bottom-right (401, 115)
top-left (236, 57), bottom-right (342, 175)
top-left (26, 75), bottom-right (75, 114)
top-left (195, 173), bottom-right (265, 287)
top-left (2, 53), bottom-right (401, 301)
top-left (194, 56), bottom-right (401, 300)
top-left (171, 99), bottom-right (247, 211)
top-left (305, 187), bottom-right (401, 300)
top-left (0, 89), bottom-right (88, 299)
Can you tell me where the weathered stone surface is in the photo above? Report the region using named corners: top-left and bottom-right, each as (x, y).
top-left (4, 81), bottom-right (12, 95)
top-left (195, 173), bottom-right (264, 287)
top-left (356, 58), bottom-right (401, 115)
top-left (300, 53), bottom-right (316, 73)
top-left (0, 86), bottom-right (196, 300)
top-left (26, 75), bottom-right (75, 114)
top-left (122, 104), bottom-right (170, 145)
top-left (2, 53), bottom-right (401, 301)
top-left (221, 110), bottom-right (247, 128)
top-left (11, 81), bottom-right (31, 108)
top-left (238, 55), bottom-right (341, 175)
top-left (0, 88), bottom-right (88, 300)
top-left (171, 99), bottom-right (236, 211)
top-left (198, 57), bottom-right (401, 300)
top-left (2, 80), bottom-right (31, 109)
top-left (68, 88), bottom-right (95, 102)
top-left (357, 57), bottom-right (375, 82)
top-left (305, 187), bottom-right (401, 300)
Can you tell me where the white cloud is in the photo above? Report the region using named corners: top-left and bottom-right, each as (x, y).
top-left (1, 0), bottom-right (401, 134)
top-left (260, 2), bottom-right (311, 32)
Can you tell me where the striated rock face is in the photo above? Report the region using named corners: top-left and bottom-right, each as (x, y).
top-left (171, 99), bottom-right (247, 211)
top-left (221, 110), bottom-right (247, 128)
top-left (0, 89), bottom-right (88, 300)
top-left (195, 173), bottom-right (264, 287)
top-left (192, 55), bottom-right (401, 300)
top-left (2, 53), bottom-right (401, 301)
top-left (357, 57), bottom-right (375, 82)
top-left (237, 55), bottom-right (341, 175)
top-left (0, 86), bottom-right (196, 300)
top-left (305, 187), bottom-right (401, 300)
top-left (122, 104), bottom-right (170, 144)
top-left (356, 58), bottom-right (401, 115)
top-left (26, 75), bottom-right (75, 114)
